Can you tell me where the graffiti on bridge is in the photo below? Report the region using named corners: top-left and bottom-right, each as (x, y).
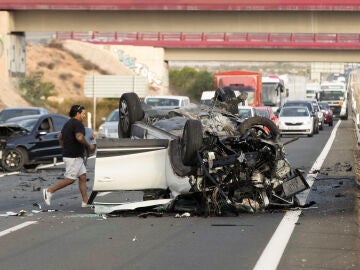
top-left (115, 49), bottom-right (162, 86)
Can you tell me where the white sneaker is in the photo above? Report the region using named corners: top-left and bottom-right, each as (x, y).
top-left (81, 201), bottom-right (91, 208)
top-left (42, 189), bottom-right (52, 206)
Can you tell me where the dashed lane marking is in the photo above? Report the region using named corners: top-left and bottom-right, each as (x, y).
top-left (0, 221), bottom-right (38, 238)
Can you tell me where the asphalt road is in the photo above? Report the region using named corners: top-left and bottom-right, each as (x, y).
top-left (0, 119), bottom-right (358, 270)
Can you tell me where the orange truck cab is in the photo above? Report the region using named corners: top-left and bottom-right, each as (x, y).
top-left (214, 70), bottom-right (262, 106)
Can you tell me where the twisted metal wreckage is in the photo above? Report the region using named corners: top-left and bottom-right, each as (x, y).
top-left (90, 88), bottom-right (309, 216)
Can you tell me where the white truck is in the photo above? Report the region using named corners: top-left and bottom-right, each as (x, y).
top-left (200, 91), bottom-right (216, 106)
top-left (318, 81), bottom-right (348, 119)
top-left (261, 75), bottom-right (286, 111)
top-left (306, 82), bottom-right (321, 99)
top-left (279, 74), bottom-right (307, 102)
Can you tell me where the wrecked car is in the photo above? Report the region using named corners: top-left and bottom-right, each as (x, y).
top-left (90, 88), bottom-right (309, 215)
top-left (0, 114), bottom-right (95, 172)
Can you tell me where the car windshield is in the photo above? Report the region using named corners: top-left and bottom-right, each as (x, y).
top-left (319, 103), bottom-right (330, 110)
top-left (6, 118), bottom-right (38, 131)
top-left (106, 110), bottom-right (119, 122)
top-left (200, 100), bottom-right (213, 106)
top-left (319, 91), bottom-right (344, 101)
top-left (280, 107), bottom-right (309, 117)
top-left (238, 108), bottom-right (253, 118)
top-left (244, 91), bottom-right (254, 105)
top-left (261, 83), bottom-right (279, 104)
top-left (0, 109), bottom-right (40, 123)
top-left (145, 98), bottom-right (180, 107)
top-left (255, 109), bottom-right (270, 118)
top-left (284, 102), bottom-right (312, 112)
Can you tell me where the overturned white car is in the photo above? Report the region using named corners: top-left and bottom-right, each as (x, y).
top-left (90, 89), bottom-right (309, 215)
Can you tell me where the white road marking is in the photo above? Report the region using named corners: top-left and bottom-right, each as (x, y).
top-left (35, 161), bottom-right (64, 170)
top-left (0, 221), bottom-right (38, 238)
top-left (296, 120), bottom-right (341, 205)
top-left (253, 120), bottom-right (341, 270)
top-left (0, 171), bottom-right (20, 177)
top-left (97, 192), bottom-right (112, 197)
top-left (253, 210), bottom-right (301, 270)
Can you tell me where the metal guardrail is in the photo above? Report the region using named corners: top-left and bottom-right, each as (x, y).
top-left (56, 32), bottom-right (360, 49)
top-left (351, 87), bottom-right (360, 145)
top-left (350, 81), bottom-right (360, 188)
top-left (5, 1), bottom-right (360, 11)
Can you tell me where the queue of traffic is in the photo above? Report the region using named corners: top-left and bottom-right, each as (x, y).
top-left (96, 70), bottom-right (347, 141)
top-left (100, 75), bottom-right (343, 139)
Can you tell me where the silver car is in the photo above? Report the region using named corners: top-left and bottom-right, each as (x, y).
top-left (98, 109), bottom-right (119, 139)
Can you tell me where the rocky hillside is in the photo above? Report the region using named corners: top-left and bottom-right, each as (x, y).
top-left (0, 40), bottom-right (133, 110)
top-left (0, 81), bottom-right (29, 109)
top-left (26, 43), bottom-right (95, 102)
top-left (26, 40), bottom-right (133, 103)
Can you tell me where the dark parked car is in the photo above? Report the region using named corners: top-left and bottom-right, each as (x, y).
top-left (0, 114), bottom-right (95, 172)
top-left (0, 107), bottom-right (49, 124)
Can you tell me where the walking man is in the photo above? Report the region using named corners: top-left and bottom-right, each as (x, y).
top-left (42, 105), bottom-right (96, 207)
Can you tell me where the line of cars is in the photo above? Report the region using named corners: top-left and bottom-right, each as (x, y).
top-left (99, 94), bottom-right (334, 140)
top-left (0, 96), bottom-right (333, 172)
top-left (0, 107), bottom-right (95, 172)
top-left (204, 95), bottom-right (334, 138)
top-left (276, 98), bottom-right (333, 137)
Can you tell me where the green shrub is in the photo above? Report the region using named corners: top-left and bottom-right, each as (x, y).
top-left (169, 67), bottom-right (214, 102)
top-left (19, 72), bottom-right (56, 107)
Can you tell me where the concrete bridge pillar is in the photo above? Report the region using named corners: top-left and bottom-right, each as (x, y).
top-left (0, 12), bottom-right (26, 83)
top-left (0, 11), bottom-right (11, 84)
top-left (0, 12), bottom-right (30, 108)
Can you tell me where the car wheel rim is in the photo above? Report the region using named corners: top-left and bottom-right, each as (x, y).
top-left (5, 151), bottom-right (21, 169)
top-left (119, 100), bottom-right (130, 132)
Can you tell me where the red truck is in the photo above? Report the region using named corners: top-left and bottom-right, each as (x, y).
top-left (214, 70), bottom-right (262, 106)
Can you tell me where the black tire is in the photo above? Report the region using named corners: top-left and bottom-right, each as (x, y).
top-left (24, 164), bottom-right (38, 170)
top-left (239, 116), bottom-right (280, 142)
top-left (313, 120), bottom-right (318, 134)
top-left (181, 120), bottom-right (203, 166)
top-left (118, 93), bottom-right (144, 138)
top-left (2, 148), bottom-right (28, 172)
top-left (329, 121), bottom-right (333, 127)
top-left (307, 129), bottom-right (314, 137)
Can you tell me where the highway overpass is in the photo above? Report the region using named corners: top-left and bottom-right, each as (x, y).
top-left (1, 1), bottom-right (360, 86)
